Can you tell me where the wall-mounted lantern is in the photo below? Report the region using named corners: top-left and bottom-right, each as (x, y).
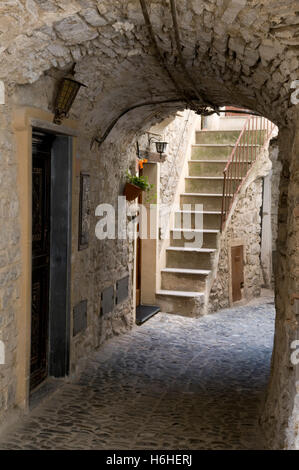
top-left (154, 140), bottom-right (168, 157)
top-left (148, 134), bottom-right (168, 159)
top-left (53, 63), bottom-right (87, 125)
top-left (136, 133), bottom-right (168, 163)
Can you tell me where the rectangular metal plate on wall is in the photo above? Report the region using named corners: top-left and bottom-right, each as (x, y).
top-left (101, 286), bottom-right (114, 316)
top-left (73, 300), bottom-right (87, 336)
top-left (78, 173), bottom-right (90, 251)
top-left (116, 276), bottom-right (129, 304)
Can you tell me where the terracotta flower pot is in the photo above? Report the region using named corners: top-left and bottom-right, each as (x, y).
top-left (124, 182), bottom-right (143, 201)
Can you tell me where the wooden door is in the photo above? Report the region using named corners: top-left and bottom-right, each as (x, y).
top-left (30, 131), bottom-right (53, 391)
top-left (231, 245), bottom-right (244, 302)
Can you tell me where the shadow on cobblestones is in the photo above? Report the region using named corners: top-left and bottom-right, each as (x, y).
top-left (0, 300), bottom-right (275, 450)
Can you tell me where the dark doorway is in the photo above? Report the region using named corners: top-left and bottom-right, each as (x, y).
top-left (30, 130), bottom-right (72, 391)
top-left (30, 131), bottom-right (53, 390)
top-left (231, 245), bottom-right (244, 302)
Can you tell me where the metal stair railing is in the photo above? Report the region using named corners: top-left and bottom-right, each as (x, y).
top-left (221, 115), bottom-right (276, 231)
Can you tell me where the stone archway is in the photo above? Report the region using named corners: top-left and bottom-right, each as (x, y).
top-left (0, 0), bottom-right (298, 449)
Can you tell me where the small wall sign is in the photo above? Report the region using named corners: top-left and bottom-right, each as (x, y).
top-left (78, 172), bottom-right (90, 250)
top-left (116, 276), bottom-right (129, 304)
top-left (101, 286), bottom-right (114, 316)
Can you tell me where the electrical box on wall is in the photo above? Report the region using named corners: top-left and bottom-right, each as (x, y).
top-left (100, 286), bottom-right (114, 316)
top-left (73, 300), bottom-right (87, 336)
top-left (116, 276), bottom-right (129, 304)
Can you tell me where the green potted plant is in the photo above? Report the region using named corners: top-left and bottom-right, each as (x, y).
top-left (124, 171), bottom-right (154, 202)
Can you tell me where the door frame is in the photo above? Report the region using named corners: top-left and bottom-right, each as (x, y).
top-left (13, 107), bottom-right (78, 410)
top-left (48, 134), bottom-right (73, 378)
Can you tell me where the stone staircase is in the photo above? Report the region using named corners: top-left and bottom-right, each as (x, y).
top-left (156, 128), bottom-right (254, 316)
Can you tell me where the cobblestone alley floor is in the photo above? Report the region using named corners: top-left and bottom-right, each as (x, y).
top-left (0, 298), bottom-right (275, 450)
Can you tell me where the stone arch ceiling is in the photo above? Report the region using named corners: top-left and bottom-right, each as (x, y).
top-left (1, 0), bottom-right (299, 137)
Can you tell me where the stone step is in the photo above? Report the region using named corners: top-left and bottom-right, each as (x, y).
top-left (195, 129), bottom-right (266, 145)
top-left (166, 246), bottom-right (216, 252)
top-left (196, 130), bottom-right (241, 144)
top-left (191, 145), bottom-right (260, 160)
top-left (156, 289), bottom-right (205, 297)
top-left (191, 144), bottom-right (234, 160)
top-left (155, 291), bottom-right (205, 317)
top-left (185, 176), bottom-right (241, 194)
top-left (156, 126), bottom-right (264, 318)
top-left (166, 247), bottom-right (215, 270)
top-left (174, 210), bottom-right (222, 230)
top-left (161, 268), bottom-right (209, 292)
top-left (162, 267), bottom-right (211, 274)
top-left (170, 228), bottom-right (219, 248)
top-left (188, 160), bottom-right (252, 177)
top-left (180, 193), bottom-right (227, 211)
top-left (155, 289), bottom-right (205, 318)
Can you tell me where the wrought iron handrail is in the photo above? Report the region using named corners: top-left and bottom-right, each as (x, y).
top-left (221, 116), bottom-right (276, 231)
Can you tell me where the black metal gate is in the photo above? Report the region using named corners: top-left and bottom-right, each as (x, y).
top-left (30, 131), bottom-right (53, 391)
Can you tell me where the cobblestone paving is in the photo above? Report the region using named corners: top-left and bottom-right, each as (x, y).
top-left (0, 300), bottom-right (275, 450)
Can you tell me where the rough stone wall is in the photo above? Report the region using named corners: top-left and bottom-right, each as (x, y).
top-left (0, 1), bottom-right (297, 126)
top-left (261, 121), bottom-right (299, 450)
top-left (269, 139), bottom-right (282, 286)
top-left (70, 133), bottom-right (137, 374)
top-left (208, 178), bottom-right (263, 313)
top-left (0, 90), bottom-right (20, 426)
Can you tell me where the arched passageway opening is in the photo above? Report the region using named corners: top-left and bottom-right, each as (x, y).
top-left (0, 0), bottom-right (298, 449)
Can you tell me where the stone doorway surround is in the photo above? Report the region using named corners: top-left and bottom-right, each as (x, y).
top-left (12, 107), bottom-right (78, 413)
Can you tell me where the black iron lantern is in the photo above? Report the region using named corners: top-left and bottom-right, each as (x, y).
top-left (155, 141), bottom-right (168, 156)
top-left (147, 134), bottom-right (168, 159)
top-left (53, 63), bottom-right (87, 125)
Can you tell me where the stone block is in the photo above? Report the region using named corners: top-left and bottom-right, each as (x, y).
top-left (221, 0), bottom-right (246, 24)
top-left (80, 8), bottom-right (108, 27)
top-left (229, 37), bottom-right (245, 57)
top-left (54, 15), bottom-right (99, 44)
